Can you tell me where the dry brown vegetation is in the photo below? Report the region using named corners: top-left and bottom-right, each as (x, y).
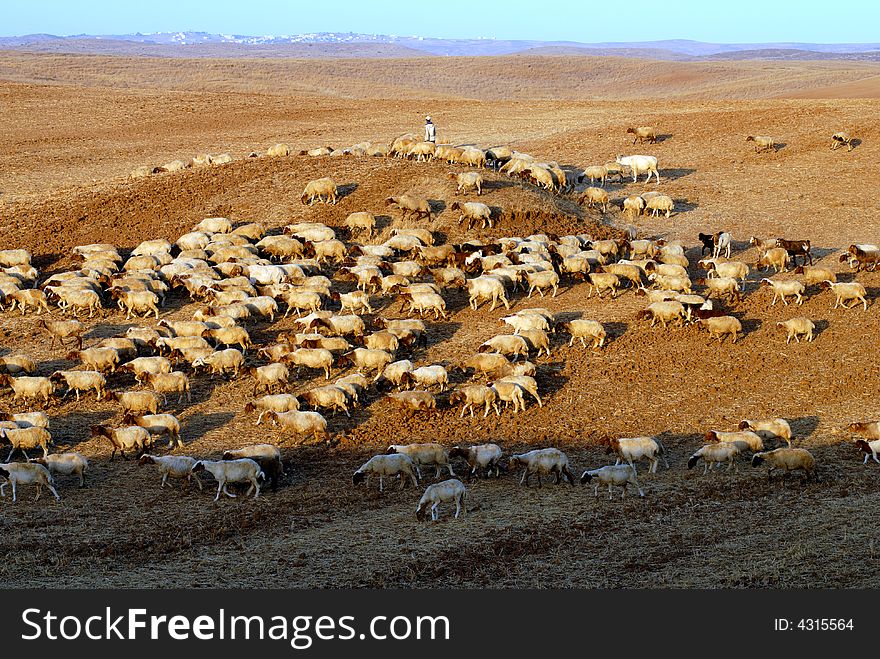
top-left (0, 53), bottom-right (879, 588)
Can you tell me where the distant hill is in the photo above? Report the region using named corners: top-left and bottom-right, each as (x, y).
top-left (1, 32), bottom-right (880, 61)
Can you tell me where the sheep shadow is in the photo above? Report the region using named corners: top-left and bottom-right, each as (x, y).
top-left (47, 408), bottom-right (116, 449)
top-left (82, 323), bottom-right (136, 343)
top-left (655, 134), bottom-right (673, 144)
top-left (180, 411), bottom-right (235, 444)
top-left (429, 199), bottom-right (446, 217)
top-left (675, 199), bottom-right (699, 213)
top-left (535, 360), bottom-right (569, 398)
top-left (31, 253), bottom-right (64, 271)
top-left (773, 143), bottom-right (787, 152)
top-left (661, 168), bottom-right (696, 182)
top-left (848, 138), bottom-right (863, 151)
top-left (788, 415), bottom-right (820, 440)
top-left (336, 183), bottom-right (358, 201)
top-left (738, 317), bottom-right (763, 338)
top-left (603, 321), bottom-right (629, 345)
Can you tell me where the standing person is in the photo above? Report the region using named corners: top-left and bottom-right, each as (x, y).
top-left (424, 115), bottom-right (436, 143)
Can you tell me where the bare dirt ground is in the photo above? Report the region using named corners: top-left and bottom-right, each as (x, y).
top-left (1, 54), bottom-right (879, 588)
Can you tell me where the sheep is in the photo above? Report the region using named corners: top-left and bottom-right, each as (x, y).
top-left (262, 411), bottom-right (329, 444)
top-left (449, 443), bottom-right (502, 477)
top-left (580, 187), bottom-right (609, 213)
top-left (645, 194), bottom-right (674, 218)
top-left (687, 441), bottom-right (746, 474)
top-left (138, 454), bottom-right (202, 490)
top-left (401, 365), bottom-right (450, 392)
top-left (489, 380), bottom-right (527, 413)
top-left (515, 328), bottom-right (551, 358)
top-left (300, 385), bottom-right (350, 417)
top-left (761, 278), bottom-right (805, 306)
top-left (32, 452), bottom-right (88, 487)
top-left (757, 247), bottom-right (791, 273)
top-left (751, 448), bottom-right (816, 482)
top-left (701, 276), bottom-right (742, 302)
top-left (739, 419), bottom-right (793, 447)
top-left (246, 363), bottom-right (290, 396)
top-left (223, 445), bottom-right (283, 491)
top-left (0, 426), bottom-right (51, 460)
top-left (0, 374), bottom-right (53, 407)
top-left (451, 171), bottom-right (483, 196)
top-left (608, 436), bottom-right (668, 474)
top-left (360, 331), bottom-right (400, 355)
top-left (0, 462), bottom-right (59, 502)
top-left (104, 390), bottom-right (162, 416)
top-left (451, 201), bottom-right (492, 229)
top-left (775, 317), bottom-right (815, 344)
top-left (387, 443), bottom-right (454, 479)
top-left (581, 464), bottom-right (644, 499)
top-left (66, 347), bottom-right (120, 373)
top-left (699, 315), bottom-right (742, 343)
top-left (712, 232), bottom-right (733, 259)
top-left (266, 142), bottom-right (290, 157)
top-left (352, 453), bottom-right (419, 491)
top-left (831, 131), bottom-right (855, 151)
top-left (284, 348), bottom-right (335, 380)
top-left (0, 354), bottom-right (36, 374)
top-left (479, 335), bottom-right (529, 362)
top-left (496, 374), bottom-right (541, 407)
top-left (0, 411), bottom-right (49, 429)
top-left (448, 385), bottom-right (497, 418)
top-left (49, 370), bottom-right (106, 401)
top-left (338, 348), bottom-right (392, 380)
top-left (36, 318), bottom-right (85, 349)
top-left (587, 272), bottom-right (620, 299)
top-left (849, 421), bottom-right (880, 442)
top-left (822, 281), bottom-right (867, 311)
top-left (854, 439), bottom-right (880, 465)
top-left (458, 147), bottom-right (487, 168)
top-left (244, 393), bottom-right (301, 424)
top-left (344, 211), bottom-right (375, 239)
top-left (638, 300), bottom-right (685, 328)
top-left (616, 154), bottom-right (659, 183)
top-left (0, 249), bottom-right (32, 267)
top-left (8, 288), bottom-right (50, 315)
top-left (622, 195), bottom-right (646, 218)
top-left (331, 290), bottom-right (373, 315)
top-left (90, 424), bottom-right (149, 459)
top-left (583, 165), bottom-right (608, 187)
top-left (192, 348), bottom-right (245, 379)
top-left (120, 356), bottom-right (173, 383)
top-left (561, 319), bottom-right (606, 349)
top-left (626, 126), bottom-right (657, 145)
top-left (794, 265), bottom-right (835, 286)
top-left (384, 194), bottom-right (432, 221)
top-left (300, 146), bottom-right (333, 157)
top-left (300, 178), bottom-right (338, 205)
top-left (525, 270), bottom-right (560, 298)
top-left (746, 135), bottom-right (776, 153)
top-left (776, 239), bottom-right (813, 267)
top-left (121, 412), bottom-right (182, 449)
top-left (749, 236), bottom-right (778, 259)
top-left (649, 273), bottom-right (692, 295)
top-left (416, 479), bottom-right (467, 521)
top-left (704, 429), bottom-right (764, 452)
top-left (386, 390), bottom-right (437, 417)
top-left (509, 448), bottom-right (575, 487)
top-left (205, 326), bottom-right (251, 353)
top-left (310, 314), bottom-right (366, 338)
top-left (192, 459), bottom-right (264, 501)
top-left (467, 276), bottom-right (511, 311)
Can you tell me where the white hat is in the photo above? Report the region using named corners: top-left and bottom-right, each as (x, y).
top-left (425, 115), bottom-right (431, 120)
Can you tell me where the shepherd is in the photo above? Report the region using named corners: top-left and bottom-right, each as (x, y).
top-left (424, 115), bottom-right (436, 143)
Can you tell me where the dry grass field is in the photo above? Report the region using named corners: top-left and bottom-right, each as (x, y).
top-left (1, 52), bottom-right (879, 588)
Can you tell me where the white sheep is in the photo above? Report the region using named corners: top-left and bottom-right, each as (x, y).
top-left (192, 458), bottom-right (264, 501)
top-left (751, 448), bottom-right (816, 482)
top-left (687, 441), bottom-right (747, 474)
top-left (138, 454), bottom-right (202, 490)
top-left (615, 154), bottom-right (659, 183)
top-left (580, 464), bottom-right (644, 499)
top-left (608, 436), bottom-right (668, 473)
top-left (352, 453), bottom-right (419, 491)
top-left (0, 462), bottom-right (60, 502)
top-left (776, 317), bottom-right (815, 343)
top-left (563, 319), bottom-right (606, 349)
top-left (32, 452), bottom-right (88, 487)
top-left (244, 393), bottom-right (301, 424)
top-left (739, 418), bottom-right (793, 447)
top-left (262, 411), bottom-right (329, 444)
top-left (387, 443), bottom-right (454, 479)
top-left (822, 281), bottom-right (867, 311)
top-left (704, 430), bottom-right (764, 452)
top-left (761, 278), bottom-right (804, 306)
top-left (449, 444), bottom-right (503, 476)
top-left (509, 448), bottom-right (575, 487)
top-left (416, 479), bottom-right (468, 521)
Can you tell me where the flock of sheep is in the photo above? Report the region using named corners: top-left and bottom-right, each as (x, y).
top-left (0, 124), bottom-right (874, 523)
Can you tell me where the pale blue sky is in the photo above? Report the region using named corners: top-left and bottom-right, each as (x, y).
top-left (2, 0), bottom-right (877, 43)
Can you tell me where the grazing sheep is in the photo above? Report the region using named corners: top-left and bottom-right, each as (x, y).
top-left (8, 289), bottom-right (50, 315)
top-left (244, 393), bottom-right (301, 424)
top-left (467, 276), bottom-right (511, 311)
top-left (192, 348), bottom-right (245, 379)
top-left (0, 411), bottom-right (49, 429)
top-left (449, 444), bottom-right (503, 476)
top-left (416, 479), bottom-right (467, 521)
top-left (192, 459), bottom-right (264, 501)
top-left (0, 354), bottom-right (37, 375)
top-left (0, 462), bottom-right (59, 502)
top-left (580, 464), bottom-right (644, 499)
top-left (300, 385), bottom-right (350, 417)
top-left (525, 270), bottom-right (560, 298)
top-left (285, 348), bottom-right (335, 380)
top-left (300, 178), bottom-right (338, 205)
top-left (626, 126), bottom-right (657, 145)
top-left (449, 385), bottom-right (498, 418)
top-left (479, 335), bottom-right (529, 362)
top-left (761, 278), bottom-right (805, 306)
top-left (622, 195), bottom-right (646, 218)
top-left (751, 448), bottom-right (816, 482)
top-left (123, 412), bottom-right (183, 449)
top-left (401, 365), bottom-right (449, 392)
top-left (848, 421), bottom-right (880, 441)
top-left (562, 319), bottom-right (606, 348)
top-left (66, 347), bottom-right (120, 373)
top-left (90, 424), bottom-right (149, 459)
top-left (266, 143), bottom-right (290, 157)
top-left (49, 370), bottom-right (106, 401)
top-left (700, 276), bottom-right (742, 302)
top-left (739, 419), bottom-right (793, 447)
top-left (451, 201), bottom-right (492, 230)
top-left (262, 411), bottom-right (329, 444)
top-left (699, 315), bottom-right (742, 343)
top-left (638, 300), bottom-right (685, 328)
top-left (687, 441), bottom-right (747, 474)
top-left (608, 436), bottom-right (668, 474)
top-left (146, 371), bottom-right (191, 404)
top-left (451, 171), bottom-right (483, 195)
top-left (757, 247), bottom-right (791, 273)
top-left (509, 448), bottom-right (575, 487)
top-left (489, 380), bottom-right (526, 414)
top-left (646, 194), bottom-right (674, 218)
top-left (821, 281), bottom-right (867, 311)
top-left (776, 317), bottom-right (815, 344)
top-left (386, 390), bottom-right (437, 416)
top-left (587, 272), bottom-right (620, 298)
top-left (580, 187), bottom-right (609, 213)
top-left (352, 453), bottom-right (419, 491)
top-left (746, 135), bottom-right (776, 153)
top-left (104, 390), bottom-right (162, 415)
top-left (794, 265), bottom-right (836, 286)
top-left (32, 452), bottom-right (88, 487)
top-left (36, 318), bottom-right (85, 349)
top-left (344, 212), bottom-right (375, 238)
top-left (223, 445), bottom-right (284, 491)
top-left (776, 239), bottom-right (813, 267)
top-left (138, 454), bottom-right (202, 490)
top-left (247, 363), bottom-right (290, 396)
top-left (0, 374), bottom-right (53, 407)
top-left (384, 194), bottom-right (432, 221)
top-left (0, 249), bottom-right (32, 267)
top-left (704, 430), bottom-right (763, 452)
top-left (583, 165), bottom-right (608, 187)
top-left (831, 132), bottom-right (855, 151)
